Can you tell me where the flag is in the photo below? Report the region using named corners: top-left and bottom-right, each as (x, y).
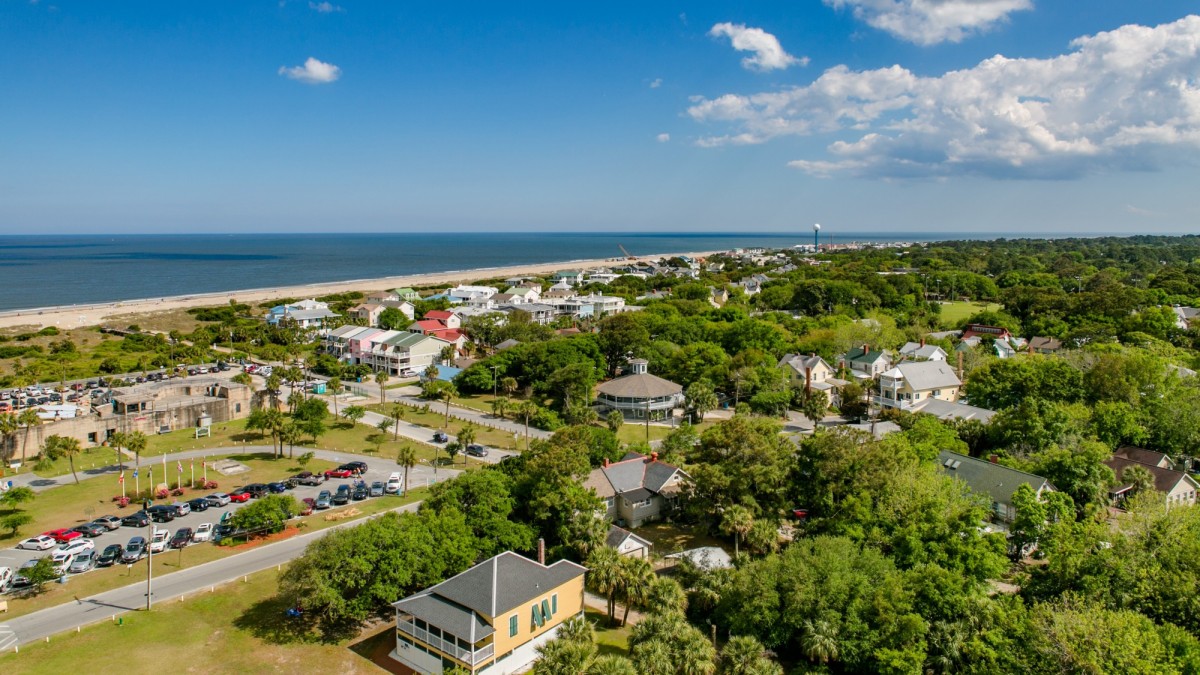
top-left (177, 461), bottom-right (183, 474)
top-left (133, 469), bottom-right (138, 479)
top-left (119, 472), bottom-right (124, 484)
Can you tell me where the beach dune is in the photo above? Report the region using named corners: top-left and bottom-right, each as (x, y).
top-left (0, 251), bottom-right (719, 331)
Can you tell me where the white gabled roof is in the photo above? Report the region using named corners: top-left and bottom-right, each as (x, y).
top-left (886, 361), bottom-right (961, 390)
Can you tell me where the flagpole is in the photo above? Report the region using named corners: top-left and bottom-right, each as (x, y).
top-left (120, 472), bottom-right (126, 498)
top-left (203, 458), bottom-right (207, 483)
top-left (135, 468), bottom-right (140, 496)
top-left (190, 459), bottom-right (195, 488)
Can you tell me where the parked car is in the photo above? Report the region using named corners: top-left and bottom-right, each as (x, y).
top-left (315, 491), bottom-right (332, 509)
top-left (351, 483), bottom-right (369, 501)
top-left (0, 565), bottom-right (14, 592)
top-left (169, 528), bottom-right (193, 549)
top-left (96, 544), bottom-right (124, 567)
top-left (295, 471), bottom-right (324, 486)
top-left (148, 529), bottom-right (169, 554)
top-left (187, 498), bottom-right (210, 513)
top-left (68, 550), bottom-right (97, 574)
top-left (121, 511), bottom-right (151, 528)
top-left (148, 505), bottom-right (176, 523)
top-left (228, 490), bottom-right (252, 503)
top-left (122, 537), bottom-right (147, 563)
top-left (267, 481), bottom-right (288, 494)
top-left (465, 444), bottom-right (489, 457)
top-left (281, 475), bottom-right (300, 489)
top-left (171, 501), bottom-right (191, 517)
top-left (369, 481), bottom-right (385, 497)
top-left (432, 430), bottom-right (449, 443)
top-left (299, 498), bottom-right (315, 516)
top-left (213, 524), bottom-right (248, 542)
top-left (385, 472), bottom-right (402, 494)
top-left (242, 483), bottom-right (268, 498)
top-left (58, 538), bottom-right (95, 557)
top-left (324, 467), bottom-right (353, 479)
top-left (93, 515), bottom-right (123, 531)
top-left (43, 528), bottom-right (82, 544)
top-left (205, 493), bottom-right (231, 507)
top-left (18, 535), bottom-right (57, 551)
top-left (345, 461), bottom-right (368, 473)
top-left (11, 559), bottom-right (41, 588)
top-left (331, 485), bottom-right (351, 506)
top-left (50, 550), bottom-right (74, 575)
top-left (184, 523), bottom-right (210, 544)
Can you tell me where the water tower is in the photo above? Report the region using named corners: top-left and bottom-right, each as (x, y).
top-left (813, 223), bottom-right (821, 251)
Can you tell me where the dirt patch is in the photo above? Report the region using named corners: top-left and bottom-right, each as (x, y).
top-left (350, 624), bottom-right (411, 674)
top-left (227, 526), bottom-right (305, 551)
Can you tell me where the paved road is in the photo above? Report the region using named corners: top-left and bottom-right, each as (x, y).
top-left (357, 407), bottom-right (517, 466)
top-left (345, 379), bottom-right (553, 442)
top-left (0, 446), bottom-right (458, 571)
top-left (2, 498), bottom-right (423, 646)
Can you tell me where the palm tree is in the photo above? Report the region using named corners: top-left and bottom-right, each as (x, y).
top-left (721, 636), bottom-right (768, 675)
top-left (108, 431), bottom-right (128, 468)
top-left (438, 384), bottom-right (458, 426)
top-left (390, 403), bottom-right (406, 441)
top-left (586, 546), bottom-right (623, 624)
top-left (261, 408), bottom-right (286, 457)
top-left (800, 618), bottom-right (840, 665)
top-left (395, 444), bottom-right (417, 495)
top-left (0, 413), bottom-right (17, 465)
top-left (631, 638), bottom-right (675, 675)
top-left (517, 400), bottom-right (538, 451)
top-left (286, 390), bottom-right (304, 415)
top-left (588, 656), bottom-right (637, 675)
top-left (17, 408), bottom-right (41, 465)
top-left (439, 344), bottom-right (457, 366)
top-left (375, 370), bottom-right (389, 404)
top-left (125, 431), bottom-right (147, 469)
top-left (617, 555), bottom-right (654, 627)
top-left (646, 576), bottom-right (688, 615)
top-left (457, 422), bottom-right (477, 463)
top-left (328, 377), bottom-right (342, 419)
top-left (556, 615), bottom-right (594, 645)
top-left (501, 376), bottom-right (519, 396)
top-left (343, 405), bottom-right (366, 427)
top-left (266, 373), bottom-right (283, 410)
top-left (492, 396), bottom-right (511, 420)
top-left (50, 435), bottom-right (83, 484)
top-left (720, 505), bottom-right (755, 558)
top-left (282, 420), bottom-right (303, 459)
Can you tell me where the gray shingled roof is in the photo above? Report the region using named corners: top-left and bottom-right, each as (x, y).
top-left (588, 452), bottom-right (686, 499)
top-left (938, 451), bottom-right (1053, 508)
top-left (1106, 456), bottom-right (1197, 495)
top-left (888, 361), bottom-right (961, 390)
top-left (596, 373), bottom-right (682, 399)
top-left (605, 525), bottom-right (651, 550)
top-left (395, 551), bottom-right (585, 623)
top-left (394, 590), bottom-right (495, 640)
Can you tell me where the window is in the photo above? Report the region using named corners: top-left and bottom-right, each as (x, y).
top-left (541, 598), bottom-right (551, 621)
top-left (509, 615), bottom-right (518, 637)
top-left (235, 403), bottom-right (242, 413)
top-left (552, 594), bottom-right (558, 614)
top-left (932, 389), bottom-right (940, 397)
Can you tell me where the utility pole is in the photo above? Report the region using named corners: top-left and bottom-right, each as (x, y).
top-left (145, 500), bottom-right (153, 611)
top-left (645, 397), bottom-right (650, 444)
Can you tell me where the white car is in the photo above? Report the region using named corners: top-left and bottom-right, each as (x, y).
top-left (0, 565), bottom-right (13, 592)
top-left (385, 473), bottom-right (402, 494)
top-left (148, 529), bottom-right (169, 554)
top-left (57, 538), bottom-right (96, 557)
top-left (18, 535), bottom-right (57, 551)
top-left (50, 550), bottom-right (74, 575)
top-left (192, 523), bottom-right (214, 543)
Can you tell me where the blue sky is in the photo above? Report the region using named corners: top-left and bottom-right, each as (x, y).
top-left (2, 1), bottom-right (1198, 235)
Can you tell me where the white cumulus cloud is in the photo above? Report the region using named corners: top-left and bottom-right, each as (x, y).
top-left (825, 0), bottom-right (1032, 45)
top-left (279, 57), bottom-right (342, 84)
top-left (309, 1), bottom-right (343, 13)
top-left (650, 78), bottom-right (663, 89)
top-left (688, 15), bottom-right (1200, 180)
top-left (709, 23), bottom-right (806, 71)
top-left (656, 133), bottom-right (671, 143)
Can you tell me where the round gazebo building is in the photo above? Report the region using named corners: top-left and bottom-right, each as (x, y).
top-left (595, 359), bottom-right (684, 421)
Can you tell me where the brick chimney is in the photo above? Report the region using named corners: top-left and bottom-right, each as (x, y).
top-left (957, 351), bottom-right (964, 380)
top-left (863, 343), bottom-right (870, 353)
top-left (537, 538), bottom-right (545, 565)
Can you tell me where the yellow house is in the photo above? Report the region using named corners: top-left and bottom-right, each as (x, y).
top-left (390, 551), bottom-right (587, 674)
top-left (876, 361), bottom-right (961, 410)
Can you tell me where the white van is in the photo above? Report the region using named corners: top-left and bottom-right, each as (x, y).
top-left (385, 472), bottom-right (402, 494)
top-left (148, 529), bottom-right (170, 554)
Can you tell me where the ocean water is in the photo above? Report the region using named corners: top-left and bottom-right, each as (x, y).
top-left (0, 231), bottom-right (946, 312)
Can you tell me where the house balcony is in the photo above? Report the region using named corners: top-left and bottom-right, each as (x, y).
top-left (872, 394), bottom-right (915, 410)
top-left (397, 619), bottom-right (494, 666)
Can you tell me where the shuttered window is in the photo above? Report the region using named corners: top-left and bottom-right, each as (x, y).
top-left (552, 594), bottom-right (558, 614)
top-left (509, 615), bottom-right (518, 637)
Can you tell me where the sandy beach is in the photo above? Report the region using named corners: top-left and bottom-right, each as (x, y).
top-left (0, 251), bottom-right (720, 331)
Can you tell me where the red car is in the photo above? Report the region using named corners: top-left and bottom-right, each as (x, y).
top-left (228, 490), bottom-right (252, 503)
top-left (300, 498), bottom-right (315, 516)
top-left (324, 468), bottom-right (353, 479)
top-left (43, 528), bottom-right (83, 543)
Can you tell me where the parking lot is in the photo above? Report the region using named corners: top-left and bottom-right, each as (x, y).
top-left (0, 459), bottom-right (413, 589)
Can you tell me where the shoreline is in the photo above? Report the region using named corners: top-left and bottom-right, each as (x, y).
top-left (0, 250), bottom-right (721, 330)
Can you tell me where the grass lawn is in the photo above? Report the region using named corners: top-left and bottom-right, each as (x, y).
top-left (366, 402), bottom-right (525, 451)
top-left (585, 607), bottom-right (632, 657)
top-left (3, 453), bottom-right (337, 547)
top-left (938, 301), bottom-right (1001, 328)
top-left (0, 482), bottom-right (425, 620)
top-left (636, 522), bottom-right (730, 558)
top-left (615, 420), bottom-right (710, 445)
top-left (0, 568), bottom-right (390, 673)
